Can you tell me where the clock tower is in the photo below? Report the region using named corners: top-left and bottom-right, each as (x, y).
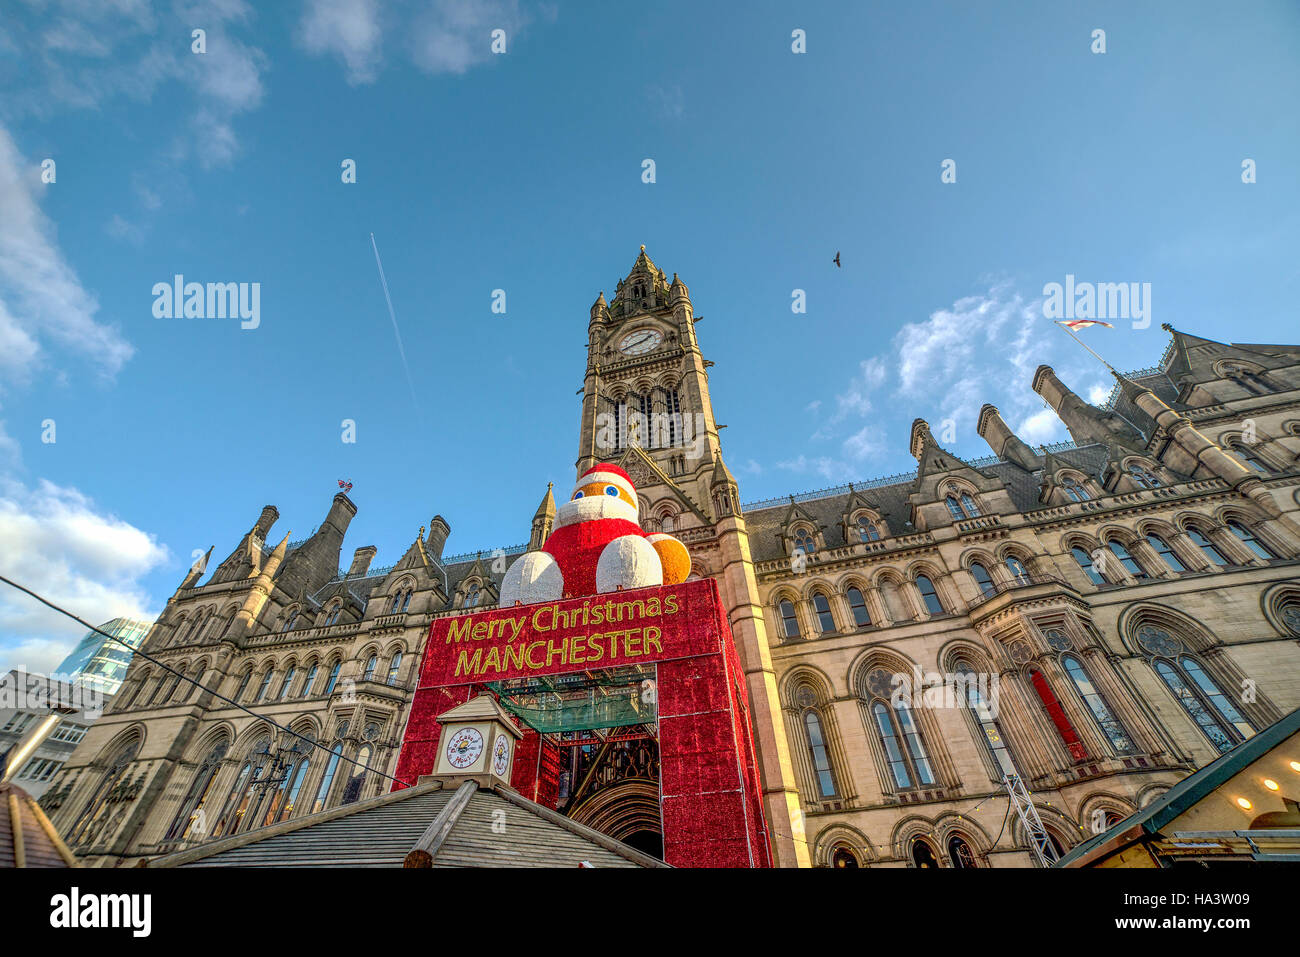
top-left (571, 247), bottom-right (811, 867)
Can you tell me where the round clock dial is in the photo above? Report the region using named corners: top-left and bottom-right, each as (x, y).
top-left (445, 728), bottom-right (484, 769)
top-left (618, 329), bottom-right (663, 356)
top-left (492, 734), bottom-right (510, 776)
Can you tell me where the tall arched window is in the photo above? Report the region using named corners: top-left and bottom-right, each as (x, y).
top-left (362, 655), bottom-right (378, 682)
top-left (1146, 533), bottom-right (1186, 571)
top-left (792, 527), bottom-right (816, 555)
top-left (945, 496), bottom-right (967, 520)
top-left (323, 659), bottom-right (341, 695)
top-left (1107, 541), bottom-right (1146, 578)
top-left (915, 575), bottom-right (944, 615)
top-left (803, 709), bottom-right (836, 799)
top-left (324, 604), bottom-right (341, 626)
top-left (1128, 464), bottom-right (1161, 489)
top-left (1005, 556), bottom-right (1031, 583)
top-left (1061, 655), bottom-right (1133, 754)
top-left (234, 667), bottom-right (254, 702)
top-left (948, 835), bottom-right (977, 868)
top-left (970, 563), bottom-right (996, 598)
top-left (277, 665), bottom-right (297, 700)
top-left (812, 593), bottom-right (835, 633)
top-left (1153, 659), bottom-right (1250, 753)
top-left (961, 493), bottom-right (980, 517)
top-left (212, 735), bottom-right (272, 837)
top-left (846, 587), bottom-right (872, 627)
top-left (277, 755), bottom-right (312, 823)
top-left (311, 743), bottom-right (344, 814)
top-left (1028, 668), bottom-right (1088, 761)
top-left (958, 665), bottom-right (1018, 778)
top-left (401, 589), bottom-right (412, 612)
top-left (254, 668), bottom-right (275, 702)
top-left (871, 698), bottom-right (936, 790)
top-left (301, 661), bottom-right (319, 697)
top-left (68, 738), bottom-right (141, 843)
top-left (1228, 521), bottom-right (1276, 560)
top-left (163, 739), bottom-right (229, 841)
top-left (464, 584), bottom-right (481, 608)
top-left (1187, 528), bottom-right (1228, 566)
top-left (1072, 546), bottom-right (1105, 585)
top-left (386, 652), bottom-right (403, 685)
top-left (1061, 476), bottom-right (1090, 502)
top-left (778, 600), bottom-right (800, 639)
top-left (280, 610), bottom-right (298, 633)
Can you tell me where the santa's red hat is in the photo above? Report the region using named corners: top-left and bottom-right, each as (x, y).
top-left (576, 463), bottom-right (636, 499)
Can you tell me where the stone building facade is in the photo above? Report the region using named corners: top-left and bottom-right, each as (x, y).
top-left (43, 249), bottom-right (1300, 867)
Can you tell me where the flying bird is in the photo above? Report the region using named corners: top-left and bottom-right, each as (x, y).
top-left (833, 251), bottom-right (841, 268)
top-left (338, 480), bottom-right (353, 493)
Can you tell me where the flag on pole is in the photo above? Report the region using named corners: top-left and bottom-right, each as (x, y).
top-left (1055, 319), bottom-right (1113, 330)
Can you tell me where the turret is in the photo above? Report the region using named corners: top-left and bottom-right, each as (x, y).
top-left (178, 546), bottom-right (213, 591)
top-left (711, 454), bottom-right (740, 517)
top-left (275, 493), bottom-right (356, 598)
top-left (425, 515), bottom-right (450, 562)
top-left (529, 484), bottom-right (556, 550)
top-left (977, 404), bottom-right (1041, 472)
top-left (346, 546), bottom-right (377, 577)
top-left (228, 530), bottom-right (291, 640)
top-left (590, 291), bottom-right (608, 324)
top-left (1032, 365), bottom-right (1145, 451)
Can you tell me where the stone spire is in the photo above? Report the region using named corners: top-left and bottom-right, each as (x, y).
top-left (1032, 364), bottom-right (1146, 452)
top-left (529, 483), bottom-right (556, 550)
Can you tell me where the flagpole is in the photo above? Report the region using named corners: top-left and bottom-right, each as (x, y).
top-left (1056, 322), bottom-right (1118, 375)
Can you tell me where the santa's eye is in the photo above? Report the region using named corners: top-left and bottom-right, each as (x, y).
top-left (605, 486), bottom-right (619, 496)
top-left (573, 491), bottom-right (584, 499)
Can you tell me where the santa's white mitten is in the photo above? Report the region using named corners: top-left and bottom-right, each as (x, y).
top-left (499, 550), bottom-right (564, 606)
top-left (596, 535), bottom-right (663, 594)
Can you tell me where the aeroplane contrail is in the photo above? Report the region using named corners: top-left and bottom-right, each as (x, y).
top-left (369, 232), bottom-right (420, 410)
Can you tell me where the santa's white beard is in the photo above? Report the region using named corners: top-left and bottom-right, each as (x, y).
top-left (555, 494), bottom-right (639, 528)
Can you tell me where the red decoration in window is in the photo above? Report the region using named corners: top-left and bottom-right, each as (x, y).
top-left (1030, 669), bottom-right (1088, 761)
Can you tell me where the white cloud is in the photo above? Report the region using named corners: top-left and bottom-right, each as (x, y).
top-left (0, 125), bottom-right (135, 381)
top-left (804, 400), bottom-right (821, 414)
top-left (410, 0), bottom-right (527, 74)
top-left (842, 426), bottom-right (884, 461)
top-left (299, 0), bottom-right (383, 84)
top-left (1088, 382), bottom-right (1112, 405)
top-left (0, 477), bottom-right (169, 674)
top-left (1018, 407), bottom-right (1064, 445)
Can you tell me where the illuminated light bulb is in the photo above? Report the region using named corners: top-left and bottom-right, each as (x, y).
top-left (1263, 779), bottom-right (1279, 791)
top-left (1290, 760), bottom-right (1300, 773)
top-left (1236, 797), bottom-right (1253, 810)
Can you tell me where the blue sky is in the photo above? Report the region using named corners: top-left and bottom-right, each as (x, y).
top-left (1, 0), bottom-right (1298, 672)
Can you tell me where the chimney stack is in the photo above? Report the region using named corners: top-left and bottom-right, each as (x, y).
top-left (977, 404), bottom-right (1041, 472)
top-left (347, 546), bottom-right (377, 577)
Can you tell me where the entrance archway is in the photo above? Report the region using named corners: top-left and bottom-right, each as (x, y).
top-left (568, 780), bottom-right (663, 857)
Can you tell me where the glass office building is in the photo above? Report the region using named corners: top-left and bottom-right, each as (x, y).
top-left (56, 617), bottom-right (154, 695)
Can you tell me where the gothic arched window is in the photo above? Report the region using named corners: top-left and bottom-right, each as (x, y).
top-left (857, 516), bottom-right (881, 542)
top-left (1232, 444), bottom-right (1272, 474)
top-left (234, 667), bottom-right (254, 702)
top-left (277, 665), bottom-right (296, 700)
top-left (846, 587), bottom-right (872, 627)
top-left (1128, 464), bottom-right (1161, 489)
top-left (792, 527), bottom-right (816, 556)
top-left (1061, 655), bottom-right (1133, 754)
top-left (1146, 533), bottom-right (1186, 571)
top-left (778, 599), bottom-right (800, 639)
top-left (324, 604), bottom-right (341, 626)
top-left (1155, 657), bottom-right (1251, 753)
top-left (362, 654), bottom-right (378, 682)
top-left (1028, 668), bottom-right (1088, 761)
top-left (958, 665), bottom-right (1017, 778)
top-left (163, 739), bottom-right (229, 842)
top-left (68, 737), bottom-right (141, 843)
top-left (1228, 521), bottom-right (1276, 560)
top-left (1072, 546), bottom-right (1105, 585)
top-left (1107, 540), bottom-right (1146, 578)
top-left (1005, 555), bottom-right (1031, 583)
top-left (911, 839), bottom-right (939, 868)
top-left (945, 496), bottom-right (966, 520)
top-left (948, 835), bottom-right (977, 869)
top-left (961, 493), bottom-right (981, 517)
top-left (803, 709), bottom-right (836, 799)
top-left (280, 610), bottom-right (298, 633)
top-left (812, 592), bottom-right (835, 633)
top-left (915, 575), bottom-right (944, 615)
top-left (311, 743), bottom-right (344, 814)
top-left (1187, 528), bottom-right (1228, 566)
top-left (324, 659), bottom-right (342, 695)
top-left (1061, 476), bottom-right (1089, 502)
top-left (870, 695), bottom-right (936, 790)
top-left (386, 651), bottom-right (403, 685)
top-left (254, 668), bottom-right (274, 703)
top-left (301, 661), bottom-right (319, 697)
top-left (465, 583), bottom-right (481, 608)
top-left (970, 562), bottom-right (996, 598)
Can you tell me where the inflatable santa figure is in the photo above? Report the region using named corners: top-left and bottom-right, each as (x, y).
top-left (499, 463), bottom-right (691, 605)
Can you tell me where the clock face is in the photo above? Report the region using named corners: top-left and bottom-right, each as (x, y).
top-left (618, 329), bottom-right (663, 356)
top-left (492, 734), bottom-right (510, 776)
top-left (445, 728), bottom-right (484, 769)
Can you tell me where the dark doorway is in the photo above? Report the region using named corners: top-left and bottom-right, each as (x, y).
top-left (623, 829), bottom-right (664, 859)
